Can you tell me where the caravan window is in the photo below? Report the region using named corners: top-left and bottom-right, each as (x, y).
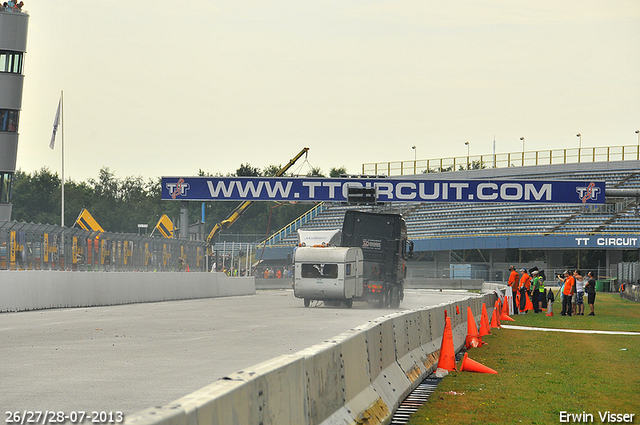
top-left (301, 263), bottom-right (338, 279)
top-left (345, 263), bottom-right (352, 276)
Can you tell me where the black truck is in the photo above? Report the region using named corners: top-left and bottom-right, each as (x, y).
top-left (340, 210), bottom-right (412, 308)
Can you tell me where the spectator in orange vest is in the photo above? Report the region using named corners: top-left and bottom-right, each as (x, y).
top-left (560, 270), bottom-right (575, 316)
top-left (508, 266), bottom-right (519, 314)
top-left (520, 268), bottom-right (532, 291)
top-left (518, 268), bottom-right (531, 313)
top-left (276, 268), bottom-right (282, 279)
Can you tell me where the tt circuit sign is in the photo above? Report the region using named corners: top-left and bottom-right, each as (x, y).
top-left (161, 177), bottom-right (604, 205)
top-left (574, 236), bottom-right (639, 247)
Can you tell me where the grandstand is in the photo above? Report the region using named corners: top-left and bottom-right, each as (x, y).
top-left (256, 153), bottom-right (640, 281)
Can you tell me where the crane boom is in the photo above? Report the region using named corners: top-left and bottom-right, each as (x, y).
top-left (206, 147), bottom-right (310, 250)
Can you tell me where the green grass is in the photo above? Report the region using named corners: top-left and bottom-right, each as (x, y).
top-left (408, 293), bottom-right (640, 425)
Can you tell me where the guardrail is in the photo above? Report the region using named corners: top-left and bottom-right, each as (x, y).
top-left (0, 221), bottom-right (206, 272)
top-left (125, 291), bottom-right (500, 425)
top-left (362, 145), bottom-right (640, 176)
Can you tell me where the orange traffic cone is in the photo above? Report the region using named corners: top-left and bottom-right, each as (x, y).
top-left (502, 297), bottom-right (509, 315)
top-left (465, 306), bottom-right (483, 349)
top-left (459, 352), bottom-right (498, 374)
top-left (492, 300), bottom-right (502, 328)
top-left (479, 303), bottom-right (491, 337)
top-left (500, 296), bottom-right (515, 322)
top-left (546, 301), bottom-right (554, 316)
top-left (456, 305), bottom-right (460, 315)
top-left (437, 316), bottom-right (456, 371)
top-left (490, 307), bottom-right (501, 328)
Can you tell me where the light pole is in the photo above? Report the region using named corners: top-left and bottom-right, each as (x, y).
top-left (412, 145), bottom-right (417, 173)
top-left (576, 133), bottom-right (582, 162)
top-left (520, 137), bottom-right (525, 165)
top-left (636, 131), bottom-right (639, 160)
top-left (464, 141), bottom-right (470, 169)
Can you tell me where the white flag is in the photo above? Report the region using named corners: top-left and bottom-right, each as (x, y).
top-left (49, 97), bottom-right (61, 149)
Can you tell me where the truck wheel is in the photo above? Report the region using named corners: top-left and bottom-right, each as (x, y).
top-left (304, 298), bottom-right (310, 307)
top-left (380, 291), bottom-right (390, 308)
top-left (343, 299), bottom-right (353, 309)
top-left (390, 287), bottom-right (401, 308)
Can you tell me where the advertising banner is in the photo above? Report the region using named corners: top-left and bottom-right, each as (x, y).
top-left (161, 177), bottom-right (605, 205)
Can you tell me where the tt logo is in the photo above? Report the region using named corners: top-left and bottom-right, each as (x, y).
top-left (576, 182), bottom-right (600, 203)
top-left (166, 179), bottom-right (190, 199)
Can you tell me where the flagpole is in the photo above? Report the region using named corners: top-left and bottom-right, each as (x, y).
top-left (61, 90), bottom-right (64, 228)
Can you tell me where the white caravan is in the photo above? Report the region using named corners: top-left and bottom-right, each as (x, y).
top-left (293, 246), bottom-right (364, 308)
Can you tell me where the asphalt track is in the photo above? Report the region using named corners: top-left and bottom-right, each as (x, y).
top-left (0, 288), bottom-right (474, 418)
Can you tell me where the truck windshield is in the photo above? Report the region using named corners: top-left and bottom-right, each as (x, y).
top-left (301, 263), bottom-right (338, 279)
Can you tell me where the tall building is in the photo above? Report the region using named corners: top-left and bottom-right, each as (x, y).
top-left (0, 6), bottom-right (28, 221)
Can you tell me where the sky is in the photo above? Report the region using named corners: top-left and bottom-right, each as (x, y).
top-left (15, 0), bottom-right (640, 183)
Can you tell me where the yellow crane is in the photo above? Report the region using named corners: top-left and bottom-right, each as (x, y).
top-left (205, 147), bottom-right (309, 252)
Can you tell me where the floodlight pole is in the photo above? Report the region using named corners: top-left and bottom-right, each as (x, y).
top-left (464, 141), bottom-right (470, 170)
top-left (412, 146), bottom-right (417, 173)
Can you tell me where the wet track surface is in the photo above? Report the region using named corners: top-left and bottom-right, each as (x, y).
top-left (0, 288), bottom-right (474, 416)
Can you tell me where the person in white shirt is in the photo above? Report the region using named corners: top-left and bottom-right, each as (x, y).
top-left (573, 270), bottom-right (585, 316)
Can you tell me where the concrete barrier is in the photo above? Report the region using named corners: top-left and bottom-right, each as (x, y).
top-left (125, 291), bottom-right (500, 425)
top-left (255, 277), bottom-right (293, 290)
top-left (0, 271), bottom-right (255, 312)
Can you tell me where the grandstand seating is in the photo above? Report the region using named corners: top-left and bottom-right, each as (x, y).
top-left (266, 160), bottom-right (640, 248)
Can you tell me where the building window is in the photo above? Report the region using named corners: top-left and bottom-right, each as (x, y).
top-left (0, 172), bottom-right (13, 203)
top-left (0, 51), bottom-right (23, 74)
top-left (0, 109), bottom-right (19, 132)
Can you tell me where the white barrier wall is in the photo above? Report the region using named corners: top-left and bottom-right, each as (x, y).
top-left (125, 292), bottom-right (500, 425)
top-left (0, 271), bottom-right (255, 312)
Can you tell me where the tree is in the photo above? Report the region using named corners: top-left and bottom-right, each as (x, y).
top-left (262, 164), bottom-right (283, 177)
top-left (306, 167), bottom-right (324, 177)
top-left (329, 166), bottom-right (347, 177)
top-left (236, 163), bottom-right (261, 177)
top-left (11, 167), bottom-right (61, 225)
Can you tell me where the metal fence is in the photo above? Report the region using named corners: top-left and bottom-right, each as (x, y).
top-left (0, 221), bottom-right (206, 272)
top-left (362, 144), bottom-right (640, 176)
top-left (617, 262), bottom-right (640, 286)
